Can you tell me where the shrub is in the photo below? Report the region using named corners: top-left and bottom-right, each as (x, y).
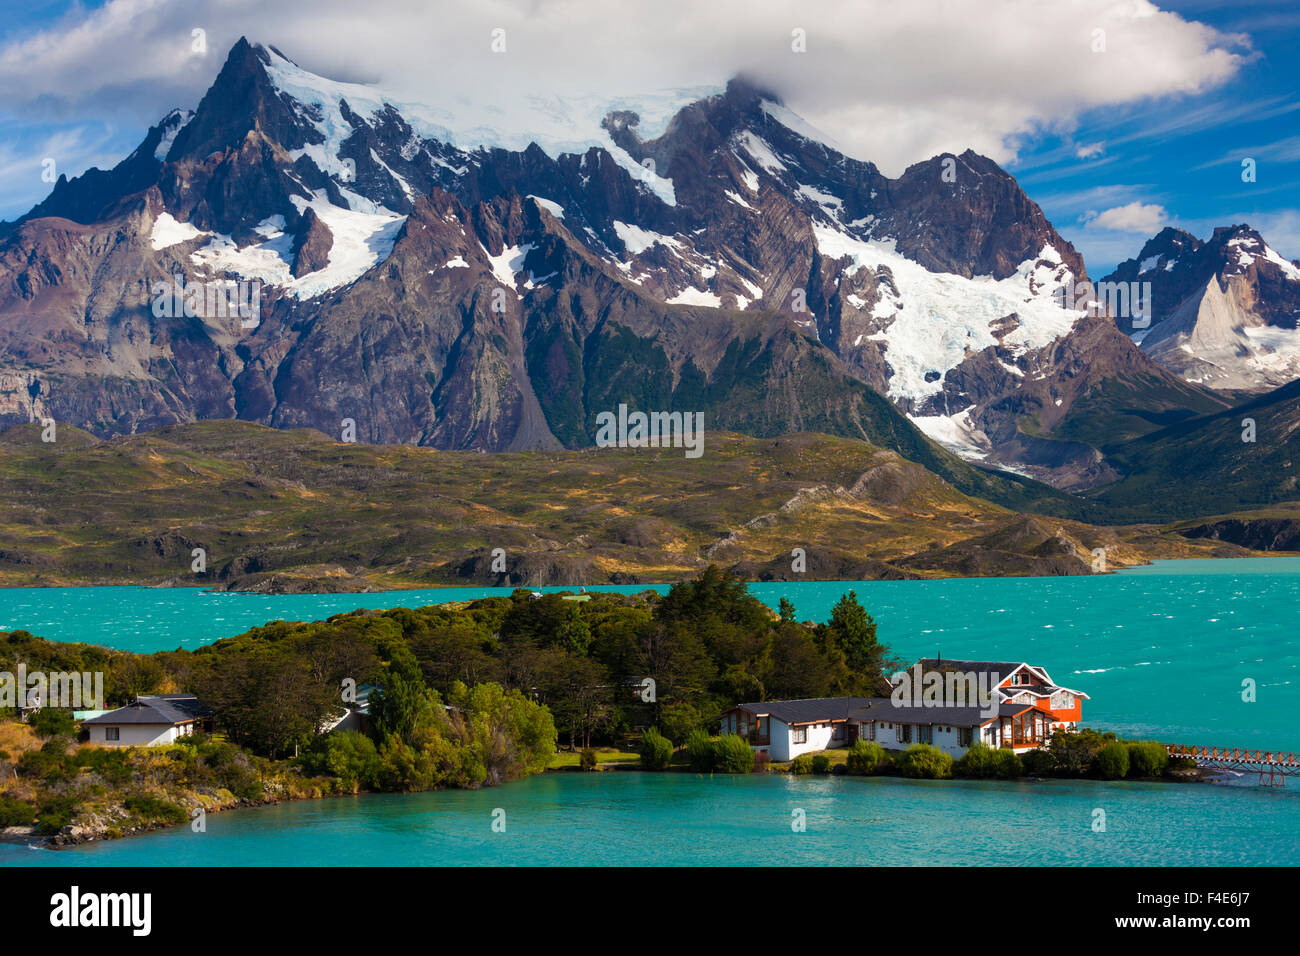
top-left (845, 740), bottom-right (887, 775)
top-left (28, 708), bottom-right (76, 737)
top-left (657, 702), bottom-right (704, 745)
top-left (123, 795), bottom-right (187, 826)
top-left (36, 795), bottom-right (77, 835)
top-left (299, 731), bottom-right (381, 790)
top-left (958, 743), bottom-right (1023, 779)
top-left (74, 747), bottom-right (133, 786)
top-left (17, 748), bottom-right (73, 784)
top-left (579, 748), bottom-right (598, 771)
top-left (1095, 741), bottom-right (1130, 779)
top-left (955, 742), bottom-right (997, 779)
top-left (992, 747), bottom-right (1023, 779)
top-left (811, 754), bottom-right (831, 774)
top-left (0, 795), bottom-right (34, 827)
top-left (790, 754), bottom-right (814, 774)
top-left (896, 744), bottom-right (953, 779)
top-left (1020, 747), bottom-right (1057, 776)
top-left (638, 727), bottom-right (673, 771)
top-left (1125, 741), bottom-right (1169, 778)
top-left (685, 729), bottom-right (715, 772)
top-left (712, 734), bottom-right (754, 774)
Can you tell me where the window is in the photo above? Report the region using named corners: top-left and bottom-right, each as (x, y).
top-left (864, 722), bottom-right (876, 741)
top-left (958, 727), bottom-right (973, 747)
top-left (832, 724), bottom-right (844, 741)
top-left (918, 725), bottom-right (933, 744)
top-left (792, 726), bottom-right (807, 744)
top-left (897, 725), bottom-right (911, 744)
top-left (106, 727), bottom-right (120, 741)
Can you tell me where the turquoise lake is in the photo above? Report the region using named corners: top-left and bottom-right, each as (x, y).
top-left (2, 557), bottom-right (1297, 867)
top-left (5, 772), bottom-right (1297, 867)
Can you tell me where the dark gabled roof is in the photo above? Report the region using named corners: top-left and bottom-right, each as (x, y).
top-left (912, 659), bottom-right (1029, 681)
top-left (849, 699), bottom-right (1038, 727)
top-left (154, 694), bottom-right (213, 718)
top-left (83, 694), bottom-right (209, 726)
top-left (730, 696), bottom-right (882, 726)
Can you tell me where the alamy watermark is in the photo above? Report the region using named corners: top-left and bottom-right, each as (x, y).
top-left (890, 662), bottom-right (999, 720)
top-left (1, 664), bottom-right (105, 710)
top-left (594, 404), bottom-right (704, 459)
top-left (151, 275), bottom-right (261, 328)
top-left (1053, 278), bottom-right (1152, 328)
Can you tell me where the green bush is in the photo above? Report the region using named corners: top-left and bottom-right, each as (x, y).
top-left (17, 748), bottom-right (73, 784)
top-left (789, 754), bottom-right (814, 774)
top-left (712, 734), bottom-right (754, 774)
top-left (895, 744), bottom-right (953, 779)
top-left (1095, 741), bottom-right (1130, 779)
top-left (1125, 741), bottom-right (1169, 778)
top-left (685, 729), bottom-right (715, 772)
top-left (123, 795), bottom-right (188, 825)
top-left (991, 747), bottom-right (1023, 779)
top-left (28, 708), bottom-right (77, 737)
top-left (657, 702), bottom-right (704, 746)
top-left (1020, 747), bottom-right (1058, 776)
top-left (36, 795), bottom-right (77, 835)
top-left (955, 742), bottom-right (997, 778)
top-left (959, 743), bottom-right (1024, 780)
top-left (638, 727), bottom-right (674, 771)
top-left (811, 754), bottom-right (831, 774)
top-left (0, 795), bottom-right (35, 827)
top-left (579, 748), bottom-right (598, 771)
top-left (299, 731), bottom-right (380, 790)
top-left (74, 747), bottom-right (133, 786)
top-left (845, 740), bottom-right (887, 775)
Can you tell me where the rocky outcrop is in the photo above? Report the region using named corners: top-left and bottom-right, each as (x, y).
top-left (1105, 224), bottom-right (1300, 390)
top-left (290, 207), bottom-right (333, 276)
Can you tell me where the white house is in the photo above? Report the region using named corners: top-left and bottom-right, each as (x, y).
top-left (721, 658), bottom-right (1089, 761)
top-left (83, 695), bottom-right (212, 747)
top-left (719, 696), bottom-right (876, 762)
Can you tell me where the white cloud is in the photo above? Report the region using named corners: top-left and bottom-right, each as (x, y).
top-left (0, 0), bottom-right (1251, 182)
top-left (1075, 142), bottom-right (1105, 159)
top-left (1085, 201), bottom-right (1169, 232)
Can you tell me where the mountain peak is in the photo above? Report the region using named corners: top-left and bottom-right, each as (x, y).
top-left (723, 74), bottom-right (784, 110)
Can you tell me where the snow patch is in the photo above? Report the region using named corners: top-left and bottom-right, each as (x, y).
top-left (150, 212), bottom-right (205, 249)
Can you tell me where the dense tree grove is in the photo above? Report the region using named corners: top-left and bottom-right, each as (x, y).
top-left (1, 566), bottom-right (898, 761)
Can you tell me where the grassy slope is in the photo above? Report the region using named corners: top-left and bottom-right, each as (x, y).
top-left (0, 420), bottom-right (1264, 590)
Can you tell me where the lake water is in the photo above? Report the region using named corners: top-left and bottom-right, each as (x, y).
top-left (5, 771), bottom-right (1296, 867)
top-left (3, 557), bottom-right (1297, 750)
top-left (3, 557), bottom-right (1297, 866)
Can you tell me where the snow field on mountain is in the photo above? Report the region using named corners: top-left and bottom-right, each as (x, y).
top-left (812, 225), bottom-right (1083, 402)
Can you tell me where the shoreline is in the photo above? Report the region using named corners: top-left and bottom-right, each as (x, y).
top-left (3, 761), bottom-right (1234, 853)
top-left (4, 552), bottom-right (1300, 596)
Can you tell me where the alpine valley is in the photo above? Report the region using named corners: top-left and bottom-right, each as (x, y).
top-left (2, 38), bottom-right (1299, 587)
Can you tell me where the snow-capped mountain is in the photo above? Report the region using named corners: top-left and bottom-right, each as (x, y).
top-left (0, 38), bottom-right (1221, 492)
top-left (1104, 224), bottom-right (1300, 391)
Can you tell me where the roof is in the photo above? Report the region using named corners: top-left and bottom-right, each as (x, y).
top-left (83, 694), bottom-right (211, 727)
top-left (729, 696), bottom-right (881, 726)
top-left (911, 658), bottom-right (1030, 681)
top-left (849, 699), bottom-right (1037, 727)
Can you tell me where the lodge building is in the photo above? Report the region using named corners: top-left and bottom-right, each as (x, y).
top-left (719, 659), bottom-right (1088, 762)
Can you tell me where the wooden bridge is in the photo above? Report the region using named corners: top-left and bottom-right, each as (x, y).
top-left (1165, 744), bottom-right (1300, 787)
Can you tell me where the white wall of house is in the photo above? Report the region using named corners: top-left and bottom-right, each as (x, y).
top-left (858, 720), bottom-right (983, 759)
top-left (88, 723), bottom-right (191, 747)
top-left (772, 719), bottom-right (845, 762)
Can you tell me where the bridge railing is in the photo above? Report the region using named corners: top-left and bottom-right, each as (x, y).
top-left (1165, 744), bottom-right (1299, 766)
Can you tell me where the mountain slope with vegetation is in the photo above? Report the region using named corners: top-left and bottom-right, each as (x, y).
top-left (0, 420), bottom-right (1260, 592)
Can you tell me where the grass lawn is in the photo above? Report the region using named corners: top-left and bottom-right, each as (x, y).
top-left (547, 747), bottom-right (641, 770)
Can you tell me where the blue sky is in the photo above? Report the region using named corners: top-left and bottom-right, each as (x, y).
top-left (1, 0), bottom-right (1296, 276)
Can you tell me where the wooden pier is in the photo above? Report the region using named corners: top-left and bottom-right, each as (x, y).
top-left (1165, 744), bottom-right (1300, 787)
